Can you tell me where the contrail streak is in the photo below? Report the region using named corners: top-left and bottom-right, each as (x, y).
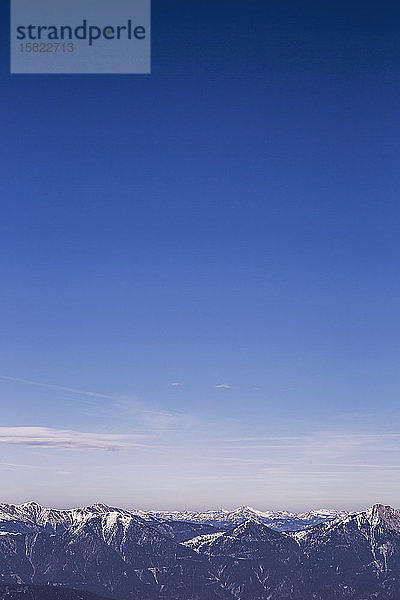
top-left (0, 375), bottom-right (116, 400)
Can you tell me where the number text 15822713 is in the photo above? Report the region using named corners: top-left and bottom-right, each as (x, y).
top-left (19, 43), bottom-right (74, 53)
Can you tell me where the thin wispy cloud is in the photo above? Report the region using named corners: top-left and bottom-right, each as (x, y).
top-left (1, 376), bottom-right (192, 433)
top-left (215, 384), bottom-right (231, 389)
top-left (0, 461), bottom-right (36, 471)
top-left (199, 431), bottom-right (400, 477)
top-left (115, 397), bottom-right (195, 431)
top-left (0, 375), bottom-right (192, 434)
top-left (0, 427), bottom-right (154, 451)
top-left (212, 433), bottom-right (400, 445)
top-left (200, 456), bottom-right (400, 471)
top-left (171, 382), bottom-right (182, 387)
top-left (0, 376), bottom-right (115, 400)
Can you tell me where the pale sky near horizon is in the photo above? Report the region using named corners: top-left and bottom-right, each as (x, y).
top-left (2, 1), bottom-right (400, 512)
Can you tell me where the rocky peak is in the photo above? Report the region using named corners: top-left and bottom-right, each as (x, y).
top-left (365, 503), bottom-right (400, 530)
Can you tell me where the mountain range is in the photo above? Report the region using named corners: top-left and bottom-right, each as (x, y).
top-left (0, 501), bottom-right (399, 599)
top-left (0, 502), bottom-right (346, 534)
top-left (145, 505), bottom-right (347, 531)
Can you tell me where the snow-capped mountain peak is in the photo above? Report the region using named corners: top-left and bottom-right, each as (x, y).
top-left (363, 503), bottom-right (400, 531)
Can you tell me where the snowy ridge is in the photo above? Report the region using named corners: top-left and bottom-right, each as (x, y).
top-left (146, 504), bottom-right (348, 531)
top-left (0, 501), bottom-right (149, 534)
top-left (0, 501), bottom-right (347, 534)
top-left (290, 503), bottom-right (400, 548)
top-left (184, 531), bottom-right (226, 552)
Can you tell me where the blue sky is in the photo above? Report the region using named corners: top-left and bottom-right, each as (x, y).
top-left (1, 1), bottom-right (400, 511)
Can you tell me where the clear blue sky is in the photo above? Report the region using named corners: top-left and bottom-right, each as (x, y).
top-left (1, 1), bottom-right (400, 511)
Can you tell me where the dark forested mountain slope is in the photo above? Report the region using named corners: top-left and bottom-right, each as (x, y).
top-left (0, 584), bottom-right (112, 600)
top-left (187, 504), bottom-right (400, 600)
top-left (185, 520), bottom-right (300, 600)
top-left (0, 512), bottom-right (233, 600)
